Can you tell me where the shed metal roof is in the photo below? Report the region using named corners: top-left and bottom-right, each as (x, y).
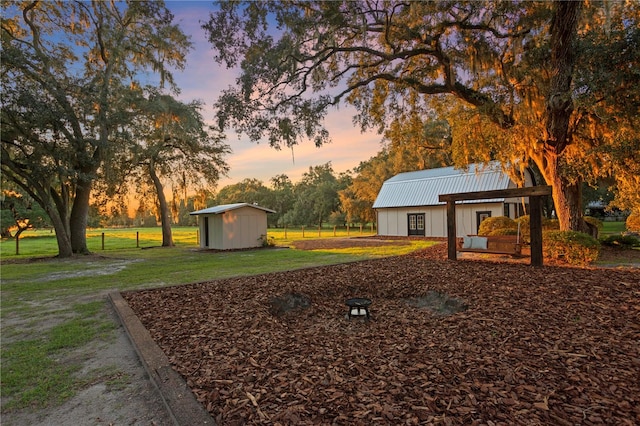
top-left (372, 162), bottom-right (514, 209)
top-left (190, 202), bottom-right (276, 215)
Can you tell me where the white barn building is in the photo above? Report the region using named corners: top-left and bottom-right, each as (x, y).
top-left (190, 203), bottom-right (276, 250)
top-left (373, 163), bottom-right (534, 238)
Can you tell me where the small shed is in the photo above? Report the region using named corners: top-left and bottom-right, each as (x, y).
top-left (190, 203), bottom-right (276, 250)
top-left (373, 162), bottom-right (534, 238)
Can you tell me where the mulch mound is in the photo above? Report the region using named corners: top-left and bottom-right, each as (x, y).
top-left (122, 244), bottom-right (640, 425)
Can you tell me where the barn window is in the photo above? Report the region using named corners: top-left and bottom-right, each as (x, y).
top-left (408, 213), bottom-right (425, 236)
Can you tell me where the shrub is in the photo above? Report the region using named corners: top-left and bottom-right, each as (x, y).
top-left (600, 233), bottom-right (640, 249)
top-left (584, 216), bottom-right (603, 238)
top-left (478, 216), bottom-right (516, 236)
top-left (258, 234), bottom-right (276, 247)
top-left (514, 215), bottom-right (559, 244)
top-left (514, 216), bottom-right (530, 243)
top-left (487, 227), bottom-right (519, 236)
top-left (543, 230), bottom-right (601, 266)
top-left (543, 218), bottom-right (560, 230)
top-left (627, 211), bottom-right (640, 232)
top-left (584, 216), bottom-right (603, 232)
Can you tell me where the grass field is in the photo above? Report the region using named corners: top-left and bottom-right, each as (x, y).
top-left (0, 225), bottom-right (378, 258)
top-left (0, 226), bottom-right (433, 414)
top-left (601, 220), bottom-right (627, 235)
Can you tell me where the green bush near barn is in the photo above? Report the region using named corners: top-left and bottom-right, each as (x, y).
top-left (542, 230), bottom-right (601, 266)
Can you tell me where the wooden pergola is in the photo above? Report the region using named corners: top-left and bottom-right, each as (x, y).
top-left (438, 186), bottom-right (553, 266)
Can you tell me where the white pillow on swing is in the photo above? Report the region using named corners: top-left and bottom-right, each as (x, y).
top-left (462, 236), bottom-right (473, 249)
top-left (470, 236), bottom-right (488, 249)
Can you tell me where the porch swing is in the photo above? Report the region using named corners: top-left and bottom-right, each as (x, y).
top-left (457, 208), bottom-right (523, 256)
top-left (440, 185), bottom-right (551, 266)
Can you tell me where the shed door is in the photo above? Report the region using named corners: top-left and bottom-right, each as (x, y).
top-left (408, 213), bottom-right (425, 236)
top-left (204, 216), bottom-right (209, 247)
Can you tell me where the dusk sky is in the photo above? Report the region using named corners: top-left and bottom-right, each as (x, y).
top-left (164, 1), bottom-right (385, 188)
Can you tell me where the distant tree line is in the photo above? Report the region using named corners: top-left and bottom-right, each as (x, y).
top-left (85, 162), bottom-right (358, 229)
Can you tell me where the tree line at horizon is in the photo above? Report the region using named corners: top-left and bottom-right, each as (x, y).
top-left (2, 1), bottom-right (639, 258)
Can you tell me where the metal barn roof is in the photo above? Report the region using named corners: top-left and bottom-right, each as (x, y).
top-left (372, 162), bottom-right (514, 209)
top-left (190, 202), bottom-right (276, 215)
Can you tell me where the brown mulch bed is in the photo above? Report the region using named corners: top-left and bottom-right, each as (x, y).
top-left (122, 243), bottom-right (640, 425)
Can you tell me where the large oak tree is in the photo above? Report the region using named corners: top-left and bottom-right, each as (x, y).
top-left (204, 1), bottom-right (640, 232)
top-left (1, 1), bottom-right (190, 256)
top-left (130, 89), bottom-right (230, 247)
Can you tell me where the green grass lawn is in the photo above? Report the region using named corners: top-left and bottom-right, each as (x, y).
top-left (1, 227), bottom-right (201, 258)
top-left (601, 221), bottom-right (627, 236)
top-left (0, 226), bottom-right (433, 412)
top-left (0, 225), bottom-right (377, 258)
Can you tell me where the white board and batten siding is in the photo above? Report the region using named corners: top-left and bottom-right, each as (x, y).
top-left (376, 203), bottom-right (505, 238)
top-left (373, 162), bottom-right (534, 238)
top-left (190, 203), bottom-right (276, 250)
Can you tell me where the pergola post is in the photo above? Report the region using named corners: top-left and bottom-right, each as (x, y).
top-left (446, 201), bottom-right (457, 261)
top-left (529, 195), bottom-right (544, 267)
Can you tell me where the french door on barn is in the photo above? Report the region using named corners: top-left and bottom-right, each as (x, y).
top-left (476, 211), bottom-right (491, 234)
top-left (407, 213), bottom-right (425, 236)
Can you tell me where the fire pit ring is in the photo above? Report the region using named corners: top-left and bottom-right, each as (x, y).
top-left (345, 297), bottom-right (372, 320)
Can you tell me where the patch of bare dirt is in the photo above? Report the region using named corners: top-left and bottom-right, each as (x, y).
top-left (123, 244), bottom-right (640, 425)
top-left (2, 300), bottom-right (173, 426)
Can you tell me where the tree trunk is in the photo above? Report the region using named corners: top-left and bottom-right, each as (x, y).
top-left (53, 225), bottom-right (73, 257)
top-left (34, 185), bottom-right (74, 258)
top-left (14, 227), bottom-right (23, 255)
top-left (539, 154), bottom-right (588, 232)
top-left (46, 204), bottom-right (73, 257)
top-left (149, 160), bottom-right (174, 247)
top-left (70, 178), bottom-right (92, 254)
top-left (538, 1), bottom-right (584, 231)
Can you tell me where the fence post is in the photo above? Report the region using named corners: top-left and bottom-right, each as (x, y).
top-left (102, 232), bottom-right (105, 250)
top-left (136, 231), bottom-right (139, 248)
top-left (359, 224), bottom-right (363, 234)
top-left (333, 225), bottom-right (336, 236)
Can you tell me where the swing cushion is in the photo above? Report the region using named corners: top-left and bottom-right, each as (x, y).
top-left (462, 236), bottom-right (488, 250)
top-left (471, 236), bottom-right (488, 249)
